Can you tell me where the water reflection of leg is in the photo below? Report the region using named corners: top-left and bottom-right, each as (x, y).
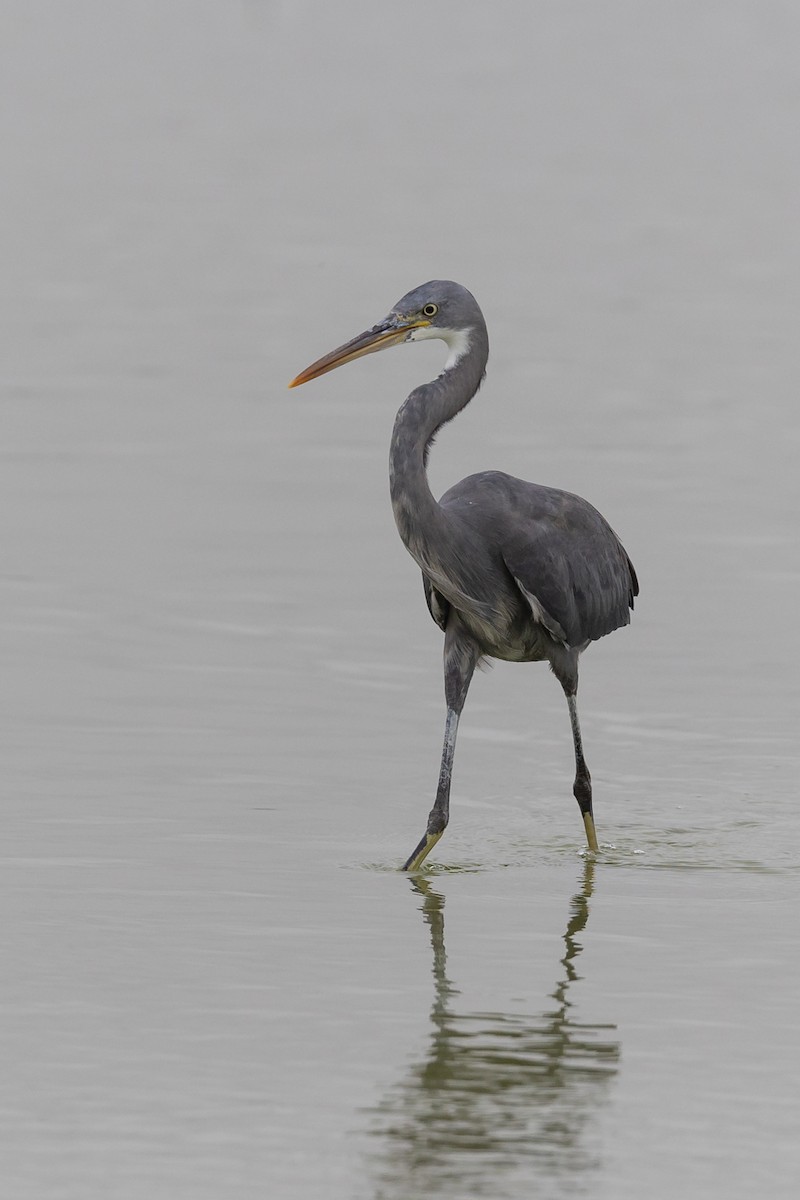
top-left (367, 861), bottom-right (620, 1196)
top-left (408, 875), bottom-right (458, 1017)
top-left (560, 856), bottom-right (594, 991)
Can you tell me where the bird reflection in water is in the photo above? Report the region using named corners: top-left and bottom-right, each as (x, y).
top-left (367, 862), bottom-right (619, 1195)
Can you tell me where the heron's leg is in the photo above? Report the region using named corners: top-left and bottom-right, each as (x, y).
top-left (402, 626), bottom-right (479, 871)
top-left (403, 707), bottom-right (460, 871)
top-left (565, 688), bottom-right (599, 853)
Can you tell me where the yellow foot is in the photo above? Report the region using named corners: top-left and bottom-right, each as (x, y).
top-left (583, 811), bottom-right (599, 853)
top-left (402, 829), bottom-right (444, 872)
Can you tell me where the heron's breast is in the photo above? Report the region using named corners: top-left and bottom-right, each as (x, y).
top-left (453, 601), bottom-right (552, 664)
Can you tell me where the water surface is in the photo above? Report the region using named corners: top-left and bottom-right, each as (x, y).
top-left (2, 2), bottom-right (799, 1197)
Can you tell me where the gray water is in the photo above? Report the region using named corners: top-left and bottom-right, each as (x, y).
top-left (2, 2), bottom-right (799, 1197)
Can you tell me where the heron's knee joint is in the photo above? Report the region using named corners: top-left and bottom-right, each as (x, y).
top-left (573, 774), bottom-right (592, 813)
top-left (427, 808), bottom-right (449, 835)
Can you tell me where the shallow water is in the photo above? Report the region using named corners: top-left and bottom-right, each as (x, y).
top-left (2, 1), bottom-right (800, 1197)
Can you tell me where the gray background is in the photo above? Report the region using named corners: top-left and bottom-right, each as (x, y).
top-left (2, 2), bottom-right (799, 1197)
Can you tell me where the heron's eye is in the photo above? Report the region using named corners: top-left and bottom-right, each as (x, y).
top-left (422, 303), bottom-right (438, 318)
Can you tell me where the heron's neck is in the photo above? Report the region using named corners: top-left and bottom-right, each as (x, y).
top-left (389, 332), bottom-right (488, 560)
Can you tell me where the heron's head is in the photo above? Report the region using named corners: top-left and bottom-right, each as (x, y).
top-left (289, 280), bottom-right (484, 388)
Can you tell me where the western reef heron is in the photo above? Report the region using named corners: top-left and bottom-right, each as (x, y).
top-left (290, 281), bottom-right (638, 870)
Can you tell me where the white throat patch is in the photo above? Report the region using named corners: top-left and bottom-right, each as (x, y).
top-left (408, 324), bottom-right (472, 371)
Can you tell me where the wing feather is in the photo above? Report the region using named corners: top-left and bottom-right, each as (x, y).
top-left (440, 472), bottom-right (637, 649)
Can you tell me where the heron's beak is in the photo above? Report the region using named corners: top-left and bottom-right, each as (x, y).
top-left (289, 316), bottom-right (430, 388)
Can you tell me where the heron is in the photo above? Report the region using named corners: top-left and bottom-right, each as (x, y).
top-left (289, 281), bottom-right (638, 870)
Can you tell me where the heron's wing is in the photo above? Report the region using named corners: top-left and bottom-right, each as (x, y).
top-left (441, 473), bottom-right (637, 649)
top-left (501, 504), bottom-right (637, 646)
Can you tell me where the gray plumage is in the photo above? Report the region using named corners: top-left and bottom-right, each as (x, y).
top-left (290, 280), bottom-right (638, 869)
